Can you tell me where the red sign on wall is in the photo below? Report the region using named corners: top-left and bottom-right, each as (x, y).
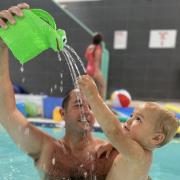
top-left (149, 30), bottom-right (177, 49)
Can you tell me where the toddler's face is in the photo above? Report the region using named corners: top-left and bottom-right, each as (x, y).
top-left (122, 106), bottom-right (158, 147)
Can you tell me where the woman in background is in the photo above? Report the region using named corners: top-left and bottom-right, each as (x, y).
top-left (85, 33), bottom-right (106, 98)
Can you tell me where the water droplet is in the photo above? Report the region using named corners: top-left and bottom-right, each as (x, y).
top-left (20, 65), bottom-right (24, 73)
top-left (22, 77), bottom-right (26, 83)
top-left (91, 163), bottom-right (95, 171)
top-left (57, 52), bottom-right (62, 61)
top-left (24, 128), bottom-right (29, 136)
top-left (90, 155), bottom-right (94, 161)
top-left (84, 171), bottom-right (88, 178)
top-left (52, 158), bottom-right (56, 165)
top-left (50, 88), bottom-right (53, 94)
top-left (60, 86), bottom-right (63, 93)
top-left (61, 143), bottom-right (67, 154)
top-left (60, 73), bottom-right (63, 78)
top-left (54, 84), bottom-right (57, 90)
top-left (80, 114), bottom-right (87, 122)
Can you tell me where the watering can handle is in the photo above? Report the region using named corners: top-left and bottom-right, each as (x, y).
top-left (31, 9), bottom-right (57, 29)
top-left (0, 9), bottom-right (56, 29)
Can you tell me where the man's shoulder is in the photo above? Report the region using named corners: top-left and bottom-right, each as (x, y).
top-left (38, 138), bottom-right (66, 159)
top-left (36, 138), bottom-right (68, 166)
top-left (45, 139), bottom-right (65, 151)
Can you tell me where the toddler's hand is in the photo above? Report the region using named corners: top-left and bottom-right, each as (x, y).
top-left (77, 75), bottom-right (99, 100)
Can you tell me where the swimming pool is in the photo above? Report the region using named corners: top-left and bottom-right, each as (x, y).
top-left (0, 125), bottom-right (180, 180)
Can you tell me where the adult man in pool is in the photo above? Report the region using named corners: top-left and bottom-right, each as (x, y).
top-left (0, 3), bottom-right (118, 180)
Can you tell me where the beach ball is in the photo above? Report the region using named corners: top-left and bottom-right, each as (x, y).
top-left (111, 89), bottom-right (131, 107)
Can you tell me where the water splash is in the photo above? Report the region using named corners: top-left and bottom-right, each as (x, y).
top-left (20, 64), bottom-right (26, 86)
top-left (59, 72), bottom-right (64, 93)
top-left (64, 48), bottom-right (82, 78)
top-left (57, 54), bottom-right (64, 94)
top-left (62, 49), bottom-right (87, 122)
top-left (65, 44), bottom-right (86, 73)
top-left (62, 49), bottom-right (80, 87)
top-left (84, 171), bottom-right (88, 179)
top-left (57, 52), bottom-right (62, 62)
top-left (61, 46), bottom-right (90, 123)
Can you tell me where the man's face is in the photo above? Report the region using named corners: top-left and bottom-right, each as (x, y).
top-left (63, 90), bottom-right (95, 133)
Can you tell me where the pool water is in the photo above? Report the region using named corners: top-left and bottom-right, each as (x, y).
top-left (0, 125), bottom-right (180, 180)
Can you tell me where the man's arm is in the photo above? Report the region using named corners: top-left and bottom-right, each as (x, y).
top-left (78, 75), bottom-right (145, 161)
top-left (0, 3), bottom-right (53, 159)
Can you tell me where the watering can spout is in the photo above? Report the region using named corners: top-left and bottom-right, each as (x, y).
top-left (57, 29), bottom-right (67, 51)
top-left (50, 29), bottom-right (67, 52)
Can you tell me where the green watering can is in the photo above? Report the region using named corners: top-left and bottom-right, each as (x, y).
top-left (0, 9), bottom-right (67, 64)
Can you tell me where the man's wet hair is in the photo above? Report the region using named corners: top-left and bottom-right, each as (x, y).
top-left (93, 33), bottom-right (103, 45)
top-left (62, 89), bottom-right (73, 109)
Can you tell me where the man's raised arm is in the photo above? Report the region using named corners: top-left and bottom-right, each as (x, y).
top-left (0, 3), bottom-right (53, 159)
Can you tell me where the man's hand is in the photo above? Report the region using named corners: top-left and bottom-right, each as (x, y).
top-left (96, 142), bottom-right (114, 159)
top-left (0, 3), bottom-right (30, 29)
top-left (0, 3), bottom-right (30, 49)
top-left (77, 75), bottom-right (99, 100)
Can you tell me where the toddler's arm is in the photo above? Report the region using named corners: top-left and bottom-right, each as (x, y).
top-left (78, 75), bottom-right (144, 161)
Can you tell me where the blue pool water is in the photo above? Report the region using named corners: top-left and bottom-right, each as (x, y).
top-left (0, 125), bottom-right (180, 180)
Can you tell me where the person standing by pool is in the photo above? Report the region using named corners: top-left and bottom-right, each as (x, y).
top-left (78, 75), bottom-right (179, 180)
top-left (0, 3), bottom-right (118, 180)
top-left (85, 33), bottom-right (106, 98)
